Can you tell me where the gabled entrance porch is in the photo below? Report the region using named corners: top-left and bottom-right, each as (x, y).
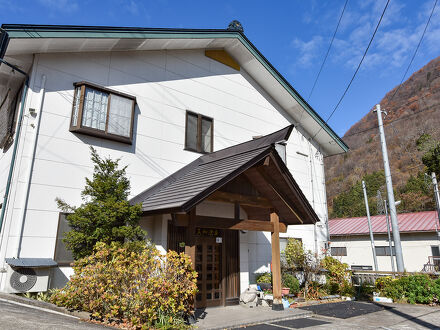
top-left (131, 126), bottom-right (320, 310)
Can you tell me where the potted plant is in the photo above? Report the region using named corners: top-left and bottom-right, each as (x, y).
top-left (256, 272), bottom-right (272, 291)
top-left (281, 287), bottom-right (290, 295)
top-left (282, 272), bottom-right (300, 296)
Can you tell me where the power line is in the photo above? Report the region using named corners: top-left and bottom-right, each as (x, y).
top-left (338, 0), bottom-right (438, 145)
top-left (312, 0), bottom-right (390, 139)
top-left (389, 0), bottom-right (438, 102)
top-left (342, 103), bottom-right (438, 139)
top-left (307, 0), bottom-right (349, 102)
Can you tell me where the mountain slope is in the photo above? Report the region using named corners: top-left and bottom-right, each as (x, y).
top-left (325, 56), bottom-right (440, 214)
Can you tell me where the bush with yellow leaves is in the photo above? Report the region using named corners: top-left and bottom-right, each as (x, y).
top-left (51, 241), bottom-right (197, 329)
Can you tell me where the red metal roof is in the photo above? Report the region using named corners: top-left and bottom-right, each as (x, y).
top-left (329, 211), bottom-right (439, 236)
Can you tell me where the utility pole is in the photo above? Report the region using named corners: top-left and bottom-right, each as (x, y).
top-left (374, 104), bottom-right (405, 272)
top-left (362, 181), bottom-right (378, 271)
top-left (431, 172), bottom-right (440, 232)
top-left (384, 200), bottom-right (396, 273)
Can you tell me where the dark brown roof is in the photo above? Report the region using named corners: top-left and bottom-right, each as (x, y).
top-left (131, 125), bottom-right (319, 224)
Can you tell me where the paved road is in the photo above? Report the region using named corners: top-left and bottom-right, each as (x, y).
top-left (236, 302), bottom-right (440, 329)
top-left (2, 298), bottom-right (440, 329)
top-left (0, 299), bottom-right (107, 330)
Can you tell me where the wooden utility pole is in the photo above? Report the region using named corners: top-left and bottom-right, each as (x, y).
top-left (270, 212), bottom-right (283, 310)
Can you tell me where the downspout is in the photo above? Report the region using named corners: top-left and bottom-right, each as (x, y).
top-left (320, 151), bottom-right (331, 254)
top-left (0, 58), bottom-right (29, 233)
top-left (308, 139), bottom-right (318, 256)
top-left (15, 74), bottom-right (46, 258)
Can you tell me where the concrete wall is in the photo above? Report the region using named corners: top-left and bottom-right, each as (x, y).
top-left (0, 49), bottom-right (329, 291)
top-left (331, 233), bottom-right (440, 272)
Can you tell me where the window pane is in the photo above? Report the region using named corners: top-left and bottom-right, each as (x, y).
top-left (81, 87), bottom-right (108, 131)
top-left (186, 113), bottom-right (198, 150)
top-left (331, 247), bottom-right (347, 256)
top-left (279, 238), bottom-right (287, 253)
top-left (375, 246), bottom-right (395, 256)
top-left (201, 117), bottom-right (212, 152)
top-left (71, 87), bottom-right (81, 127)
top-left (375, 247), bottom-right (384, 256)
top-left (108, 94), bottom-right (133, 137)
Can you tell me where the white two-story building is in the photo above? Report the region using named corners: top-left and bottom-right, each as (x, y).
top-left (0, 23), bottom-right (347, 308)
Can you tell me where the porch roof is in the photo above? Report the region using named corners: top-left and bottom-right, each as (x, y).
top-left (131, 125), bottom-right (319, 225)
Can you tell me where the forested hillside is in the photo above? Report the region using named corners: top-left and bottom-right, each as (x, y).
top-left (325, 56), bottom-right (440, 218)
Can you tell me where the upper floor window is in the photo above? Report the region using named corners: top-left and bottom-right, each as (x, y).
top-left (185, 111), bottom-right (213, 153)
top-left (70, 82), bottom-right (135, 144)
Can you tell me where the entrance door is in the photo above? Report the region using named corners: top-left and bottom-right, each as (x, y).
top-left (167, 222), bottom-right (240, 308)
top-left (195, 236), bottom-right (223, 308)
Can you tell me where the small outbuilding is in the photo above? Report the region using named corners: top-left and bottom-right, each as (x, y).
top-left (329, 211), bottom-right (440, 272)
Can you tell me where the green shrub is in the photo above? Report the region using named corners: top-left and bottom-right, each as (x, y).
top-left (283, 239), bottom-right (305, 271)
top-left (56, 147), bottom-right (145, 260)
top-left (376, 274), bottom-right (440, 305)
top-left (282, 273), bottom-right (300, 294)
top-left (50, 242), bottom-right (197, 328)
top-left (323, 281), bottom-right (340, 295)
top-left (340, 281), bottom-right (356, 297)
top-left (256, 272), bottom-right (272, 283)
top-left (357, 282), bottom-right (375, 300)
top-left (300, 281), bottom-right (327, 300)
top-left (321, 256), bottom-right (353, 296)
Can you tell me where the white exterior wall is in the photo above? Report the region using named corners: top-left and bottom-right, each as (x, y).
top-left (0, 49), bottom-right (329, 291)
top-left (331, 233), bottom-right (440, 272)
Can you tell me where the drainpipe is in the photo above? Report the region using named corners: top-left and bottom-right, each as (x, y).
top-left (320, 152), bottom-right (331, 254)
top-left (308, 139), bottom-right (318, 256)
top-left (15, 74), bottom-right (46, 258)
top-left (0, 58), bottom-right (29, 234)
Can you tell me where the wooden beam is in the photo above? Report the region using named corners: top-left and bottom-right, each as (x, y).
top-left (257, 167), bottom-right (304, 224)
top-left (205, 49), bottom-right (240, 71)
top-left (263, 156), bottom-right (270, 166)
top-left (175, 214), bottom-right (287, 233)
top-left (184, 209), bottom-right (196, 268)
top-left (174, 213), bottom-right (189, 227)
top-left (248, 167), bottom-right (304, 224)
top-left (206, 191), bottom-right (273, 209)
top-left (271, 212), bottom-right (283, 310)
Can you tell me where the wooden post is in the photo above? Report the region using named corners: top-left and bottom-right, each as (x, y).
top-left (271, 212), bottom-right (283, 310)
top-left (185, 208), bottom-right (196, 267)
top-left (185, 208), bottom-right (197, 317)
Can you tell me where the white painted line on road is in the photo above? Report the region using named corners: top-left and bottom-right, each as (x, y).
top-left (0, 298), bottom-right (80, 319)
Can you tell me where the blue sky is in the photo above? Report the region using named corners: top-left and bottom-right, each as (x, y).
top-left (1, 0), bottom-right (439, 136)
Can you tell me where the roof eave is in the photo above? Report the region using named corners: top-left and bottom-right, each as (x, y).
top-left (330, 230), bottom-right (437, 237)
